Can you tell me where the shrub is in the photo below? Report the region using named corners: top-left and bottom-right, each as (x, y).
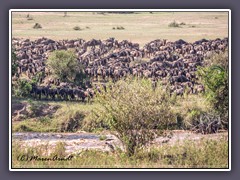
top-left (89, 78), bottom-right (175, 156)
top-left (180, 22), bottom-right (186, 25)
top-left (13, 78), bottom-right (32, 97)
top-left (197, 51), bottom-right (229, 128)
top-left (46, 50), bottom-right (83, 82)
top-left (73, 26), bottom-right (81, 31)
top-left (31, 71), bottom-right (45, 85)
top-left (168, 20), bottom-right (180, 28)
top-left (172, 94), bottom-right (212, 131)
top-left (197, 65), bottom-right (228, 125)
top-left (113, 26), bottom-right (125, 30)
top-left (99, 135), bottom-right (107, 141)
top-left (117, 26), bottom-right (125, 30)
top-left (14, 124), bottom-right (33, 132)
top-left (33, 23), bottom-right (42, 29)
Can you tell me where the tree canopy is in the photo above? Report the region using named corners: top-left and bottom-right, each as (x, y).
top-left (46, 50), bottom-right (81, 82)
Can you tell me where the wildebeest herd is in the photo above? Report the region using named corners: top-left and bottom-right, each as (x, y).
top-left (12, 36), bottom-right (228, 101)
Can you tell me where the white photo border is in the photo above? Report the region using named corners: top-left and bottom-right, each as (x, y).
top-left (9, 9), bottom-right (231, 171)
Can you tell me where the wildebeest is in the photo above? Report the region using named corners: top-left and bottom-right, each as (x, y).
top-left (13, 37), bottom-right (228, 100)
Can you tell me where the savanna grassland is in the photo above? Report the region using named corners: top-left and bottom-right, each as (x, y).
top-left (11, 11), bottom-right (229, 169)
top-left (12, 12), bottom-right (228, 46)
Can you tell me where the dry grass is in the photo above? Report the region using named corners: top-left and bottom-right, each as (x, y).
top-left (12, 12), bottom-right (228, 47)
top-left (12, 137), bottom-right (228, 168)
top-left (12, 98), bottom-right (99, 132)
top-left (172, 94), bottom-right (211, 128)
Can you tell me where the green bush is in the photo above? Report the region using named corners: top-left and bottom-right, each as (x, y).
top-left (46, 50), bottom-right (82, 82)
top-left (198, 66), bottom-right (228, 124)
top-left (89, 78), bottom-right (176, 156)
top-left (197, 51), bottom-right (228, 126)
top-left (32, 71), bottom-right (45, 85)
top-left (13, 78), bottom-right (32, 97)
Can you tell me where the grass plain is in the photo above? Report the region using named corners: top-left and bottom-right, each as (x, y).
top-left (12, 11), bottom-right (228, 46)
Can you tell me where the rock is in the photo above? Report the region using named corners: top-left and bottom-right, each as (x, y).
top-left (55, 134), bottom-right (63, 138)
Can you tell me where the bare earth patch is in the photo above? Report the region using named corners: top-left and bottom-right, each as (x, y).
top-left (12, 100), bottom-right (60, 121)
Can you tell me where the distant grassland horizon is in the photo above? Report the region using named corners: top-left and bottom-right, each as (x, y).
top-left (12, 11), bottom-right (228, 47)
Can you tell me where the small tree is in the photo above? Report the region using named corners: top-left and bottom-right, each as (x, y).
top-left (46, 50), bottom-right (81, 82)
top-left (197, 51), bottom-right (229, 127)
top-left (91, 78), bottom-right (175, 156)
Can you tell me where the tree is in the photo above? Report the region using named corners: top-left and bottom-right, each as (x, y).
top-left (197, 51), bottom-right (229, 127)
top-left (90, 78), bottom-right (175, 156)
top-left (46, 50), bottom-right (82, 82)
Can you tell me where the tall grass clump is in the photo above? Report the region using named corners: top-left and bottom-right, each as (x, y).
top-left (172, 95), bottom-right (208, 128)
